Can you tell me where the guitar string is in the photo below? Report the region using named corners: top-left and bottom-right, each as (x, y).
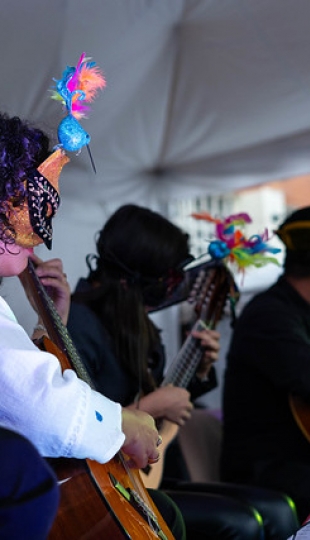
top-left (163, 268), bottom-right (234, 389)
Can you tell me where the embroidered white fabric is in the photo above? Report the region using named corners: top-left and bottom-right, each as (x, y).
top-left (288, 522), bottom-right (310, 539)
top-left (0, 296), bottom-right (124, 463)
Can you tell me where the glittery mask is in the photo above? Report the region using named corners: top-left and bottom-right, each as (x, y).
top-left (7, 149), bottom-right (69, 249)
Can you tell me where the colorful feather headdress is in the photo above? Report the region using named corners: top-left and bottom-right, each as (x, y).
top-left (51, 52), bottom-right (106, 168)
top-left (192, 211), bottom-right (281, 273)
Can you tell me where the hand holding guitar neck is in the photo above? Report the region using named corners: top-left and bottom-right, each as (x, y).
top-left (136, 386), bottom-right (193, 427)
top-left (19, 254), bottom-right (71, 327)
top-left (121, 408), bottom-right (161, 469)
top-left (191, 326), bottom-right (221, 379)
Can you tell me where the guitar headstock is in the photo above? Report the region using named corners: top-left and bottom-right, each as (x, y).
top-left (149, 257), bottom-right (223, 313)
top-left (187, 261), bottom-right (239, 328)
top-left (148, 255), bottom-right (239, 329)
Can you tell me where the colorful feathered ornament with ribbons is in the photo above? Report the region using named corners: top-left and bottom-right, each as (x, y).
top-left (192, 211), bottom-right (281, 273)
top-left (50, 52), bottom-right (106, 169)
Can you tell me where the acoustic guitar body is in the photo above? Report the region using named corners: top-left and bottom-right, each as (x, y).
top-left (48, 455), bottom-right (173, 539)
top-left (289, 394), bottom-right (310, 444)
top-left (48, 458), bottom-right (123, 539)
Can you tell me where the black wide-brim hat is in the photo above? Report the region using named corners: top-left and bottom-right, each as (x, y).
top-left (275, 206), bottom-right (310, 251)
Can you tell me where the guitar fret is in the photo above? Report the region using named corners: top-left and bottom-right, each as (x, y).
top-left (27, 260), bottom-right (94, 387)
top-left (163, 319), bottom-right (207, 389)
top-left (172, 349), bottom-right (203, 387)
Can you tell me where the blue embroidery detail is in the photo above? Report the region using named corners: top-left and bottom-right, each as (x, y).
top-left (95, 411), bottom-right (103, 422)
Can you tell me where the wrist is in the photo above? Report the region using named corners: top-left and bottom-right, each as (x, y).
top-left (139, 392), bottom-right (163, 418)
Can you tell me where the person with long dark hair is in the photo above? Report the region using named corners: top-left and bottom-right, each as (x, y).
top-left (69, 204), bottom-right (219, 428)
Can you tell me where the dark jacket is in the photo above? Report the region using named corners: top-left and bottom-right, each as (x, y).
top-left (221, 275), bottom-right (310, 483)
top-left (68, 278), bottom-right (217, 405)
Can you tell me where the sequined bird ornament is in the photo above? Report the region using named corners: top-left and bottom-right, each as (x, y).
top-left (192, 211), bottom-right (281, 273)
top-left (51, 52), bottom-right (106, 169)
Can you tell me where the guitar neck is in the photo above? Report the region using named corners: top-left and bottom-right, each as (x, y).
top-left (149, 258), bottom-right (221, 313)
top-left (162, 319), bottom-right (208, 389)
top-left (161, 263), bottom-right (238, 391)
top-left (24, 259), bottom-right (94, 387)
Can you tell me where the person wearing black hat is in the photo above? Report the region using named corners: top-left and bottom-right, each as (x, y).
top-left (221, 205), bottom-right (310, 524)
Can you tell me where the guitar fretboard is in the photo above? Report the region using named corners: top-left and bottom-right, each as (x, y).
top-left (26, 260), bottom-right (94, 388)
top-left (162, 319), bottom-right (208, 388)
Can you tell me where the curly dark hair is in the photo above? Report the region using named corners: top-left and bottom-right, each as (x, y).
top-left (0, 112), bottom-right (50, 244)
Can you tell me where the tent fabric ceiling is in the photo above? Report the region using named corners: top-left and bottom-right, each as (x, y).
top-left (1, 0), bottom-right (310, 331)
top-left (1, 0), bottom-right (310, 206)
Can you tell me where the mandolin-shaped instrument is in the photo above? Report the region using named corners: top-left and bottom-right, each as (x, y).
top-left (141, 259), bottom-right (238, 488)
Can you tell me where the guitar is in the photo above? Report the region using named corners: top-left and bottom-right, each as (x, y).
top-left (22, 259), bottom-right (174, 540)
top-left (141, 260), bottom-right (238, 488)
top-left (289, 394), bottom-right (310, 444)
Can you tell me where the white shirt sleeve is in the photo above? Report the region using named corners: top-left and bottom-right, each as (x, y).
top-left (0, 297), bottom-right (125, 463)
top-left (287, 522), bottom-right (310, 539)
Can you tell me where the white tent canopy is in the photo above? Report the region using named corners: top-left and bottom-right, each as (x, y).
top-left (1, 0), bottom-right (310, 335)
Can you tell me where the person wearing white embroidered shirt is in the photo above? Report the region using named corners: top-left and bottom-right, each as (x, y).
top-left (0, 112), bottom-right (187, 540)
top-left (0, 112), bottom-right (160, 470)
top-left (0, 246), bottom-right (160, 468)
top-left (0, 292), bottom-right (123, 462)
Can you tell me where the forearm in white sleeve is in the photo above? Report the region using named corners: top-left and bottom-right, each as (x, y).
top-left (0, 297), bottom-right (125, 463)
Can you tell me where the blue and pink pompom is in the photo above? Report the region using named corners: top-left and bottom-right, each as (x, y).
top-left (192, 212), bottom-right (281, 272)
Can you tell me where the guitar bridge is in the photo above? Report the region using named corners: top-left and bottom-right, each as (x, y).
top-left (109, 473), bottom-right (168, 540)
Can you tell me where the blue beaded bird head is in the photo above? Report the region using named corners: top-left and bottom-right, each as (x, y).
top-left (57, 115), bottom-right (90, 153)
